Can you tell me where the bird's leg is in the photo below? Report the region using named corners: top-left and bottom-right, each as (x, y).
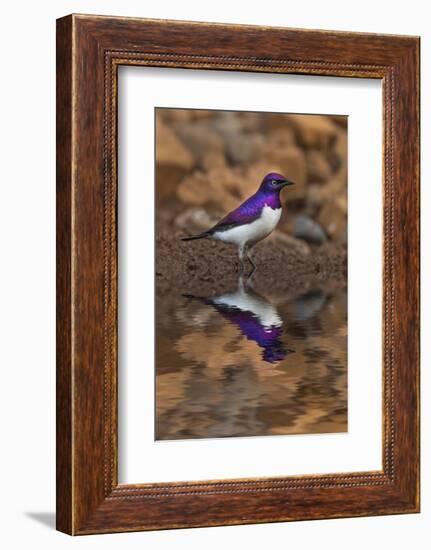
top-left (246, 246), bottom-right (257, 273)
top-left (238, 273), bottom-right (245, 292)
top-left (238, 246), bottom-right (245, 274)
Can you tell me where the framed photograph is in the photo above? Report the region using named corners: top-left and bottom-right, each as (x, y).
top-left (56, 14), bottom-right (420, 534)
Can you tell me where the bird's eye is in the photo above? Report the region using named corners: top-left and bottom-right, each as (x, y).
top-left (271, 180), bottom-right (278, 186)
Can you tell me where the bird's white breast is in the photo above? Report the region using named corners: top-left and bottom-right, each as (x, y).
top-left (213, 289), bottom-right (282, 328)
top-left (214, 205), bottom-right (281, 248)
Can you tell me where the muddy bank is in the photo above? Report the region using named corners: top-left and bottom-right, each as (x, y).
top-left (156, 228), bottom-right (347, 296)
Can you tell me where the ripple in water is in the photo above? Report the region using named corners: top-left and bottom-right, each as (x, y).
top-left (155, 276), bottom-right (347, 440)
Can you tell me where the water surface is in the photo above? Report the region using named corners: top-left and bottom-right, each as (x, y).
top-left (155, 277), bottom-right (347, 440)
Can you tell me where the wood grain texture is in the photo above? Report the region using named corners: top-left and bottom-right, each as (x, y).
top-left (56, 14), bottom-right (420, 535)
top-left (56, 16), bottom-right (73, 535)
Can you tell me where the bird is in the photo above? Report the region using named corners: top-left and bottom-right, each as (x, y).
top-left (184, 276), bottom-right (292, 363)
top-left (181, 172), bottom-right (294, 271)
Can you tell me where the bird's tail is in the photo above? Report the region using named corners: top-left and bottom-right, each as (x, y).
top-left (181, 232), bottom-right (209, 241)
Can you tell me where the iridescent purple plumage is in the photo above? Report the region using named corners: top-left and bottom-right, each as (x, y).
top-left (214, 304), bottom-right (288, 363)
top-left (208, 172), bottom-right (288, 234)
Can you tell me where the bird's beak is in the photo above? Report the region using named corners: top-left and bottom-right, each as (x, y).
top-left (280, 179), bottom-right (294, 187)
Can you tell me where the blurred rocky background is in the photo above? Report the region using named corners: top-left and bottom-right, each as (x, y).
top-left (155, 108), bottom-right (347, 292)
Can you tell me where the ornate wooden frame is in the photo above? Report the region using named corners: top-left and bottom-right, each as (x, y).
top-left (56, 14), bottom-right (420, 534)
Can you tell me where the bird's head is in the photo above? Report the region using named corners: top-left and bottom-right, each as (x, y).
top-left (259, 172), bottom-right (294, 194)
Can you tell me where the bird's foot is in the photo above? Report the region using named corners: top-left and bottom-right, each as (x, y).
top-left (246, 265), bottom-right (257, 285)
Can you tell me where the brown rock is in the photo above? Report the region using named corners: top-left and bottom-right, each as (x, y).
top-left (201, 150), bottom-right (227, 171)
top-left (159, 108), bottom-right (215, 123)
top-left (157, 108), bottom-right (193, 124)
top-left (330, 115), bottom-right (348, 129)
top-left (236, 111), bottom-right (266, 132)
top-left (306, 150), bottom-right (332, 183)
top-left (213, 113), bottom-right (264, 164)
top-left (266, 126), bottom-right (296, 150)
top-left (309, 176), bottom-right (346, 205)
top-left (155, 118), bottom-right (194, 203)
top-left (287, 114), bottom-right (338, 151)
top-left (174, 122), bottom-right (225, 168)
top-left (175, 207), bottom-right (219, 232)
top-left (268, 146), bottom-right (307, 200)
top-left (188, 110), bottom-right (217, 121)
top-left (335, 194), bottom-right (347, 215)
top-left (212, 111), bottom-right (242, 133)
top-left (266, 113), bottom-right (296, 133)
top-left (228, 133), bottom-right (264, 165)
top-left (317, 201), bottom-right (347, 241)
top-left (334, 127), bottom-right (348, 181)
top-left (177, 167), bottom-right (251, 212)
top-left (306, 183), bottom-right (325, 208)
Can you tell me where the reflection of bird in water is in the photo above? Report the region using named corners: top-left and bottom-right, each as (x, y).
top-left (181, 172), bottom-right (294, 272)
top-left (185, 278), bottom-right (292, 364)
